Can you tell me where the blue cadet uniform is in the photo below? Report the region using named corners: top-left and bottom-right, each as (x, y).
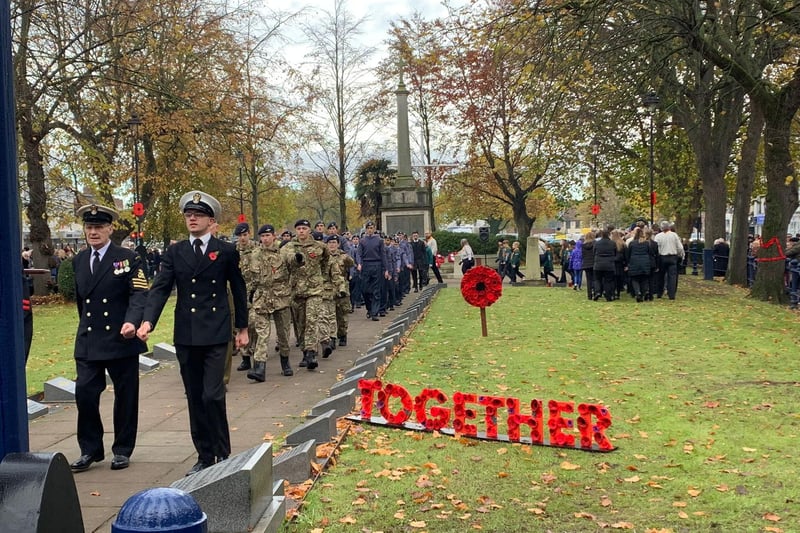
top-left (355, 221), bottom-right (388, 321)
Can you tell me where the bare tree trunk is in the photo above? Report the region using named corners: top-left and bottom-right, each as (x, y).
top-left (728, 104), bottom-right (762, 287)
top-left (750, 103), bottom-right (799, 303)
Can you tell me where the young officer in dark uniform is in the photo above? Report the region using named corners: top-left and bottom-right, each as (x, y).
top-left (137, 191), bottom-right (249, 476)
top-left (71, 204), bottom-right (149, 472)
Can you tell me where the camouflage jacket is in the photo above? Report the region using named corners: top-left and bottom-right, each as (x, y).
top-left (245, 242), bottom-right (292, 313)
top-left (281, 237), bottom-right (330, 297)
top-left (324, 250), bottom-right (352, 298)
top-left (237, 239), bottom-right (258, 288)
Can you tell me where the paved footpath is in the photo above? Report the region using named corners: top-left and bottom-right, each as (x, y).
top-left (28, 290), bottom-right (429, 533)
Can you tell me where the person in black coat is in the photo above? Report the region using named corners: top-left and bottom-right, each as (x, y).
top-left (70, 204), bottom-right (149, 472)
top-left (592, 228), bottom-right (617, 301)
top-left (137, 191), bottom-right (249, 476)
top-left (625, 227), bottom-right (656, 302)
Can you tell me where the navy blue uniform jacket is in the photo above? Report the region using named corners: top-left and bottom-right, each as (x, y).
top-left (74, 243), bottom-right (148, 360)
top-left (143, 237), bottom-right (248, 345)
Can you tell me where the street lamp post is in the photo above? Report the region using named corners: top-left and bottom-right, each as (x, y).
top-left (236, 150), bottom-right (244, 220)
top-left (127, 113), bottom-right (143, 246)
top-left (642, 92), bottom-right (659, 226)
top-left (591, 138), bottom-right (600, 224)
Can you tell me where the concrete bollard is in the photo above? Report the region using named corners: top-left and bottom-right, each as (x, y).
top-left (112, 487), bottom-right (207, 533)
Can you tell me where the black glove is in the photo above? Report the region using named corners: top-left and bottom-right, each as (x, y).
top-left (295, 252), bottom-right (304, 264)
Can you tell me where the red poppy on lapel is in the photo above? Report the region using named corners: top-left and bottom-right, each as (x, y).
top-left (208, 251), bottom-right (218, 261)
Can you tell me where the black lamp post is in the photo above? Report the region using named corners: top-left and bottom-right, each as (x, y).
top-left (591, 138), bottom-right (600, 224)
top-left (642, 91), bottom-right (659, 226)
top-left (127, 113), bottom-right (143, 246)
top-left (236, 150), bottom-right (244, 220)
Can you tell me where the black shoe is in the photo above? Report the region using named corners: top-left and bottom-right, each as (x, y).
top-left (321, 340), bottom-right (333, 358)
top-left (247, 361), bottom-right (266, 382)
top-left (280, 356), bottom-right (294, 376)
top-left (636, 294), bottom-right (643, 303)
top-left (366, 313), bottom-right (371, 319)
top-left (330, 337), bottom-right (337, 350)
top-left (274, 344), bottom-right (279, 352)
top-left (338, 336), bottom-right (347, 347)
top-left (379, 312), bottom-right (386, 317)
top-left (71, 453), bottom-right (104, 472)
top-left (371, 316), bottom-right (379, 321)
top-left (413, 288), bottom-right (419, 292)
top-left (299, 351), bottom-right (308, 368)
top-left (305, 350), bottom-right (318, 370)
top-left (110, 455), bottom-right (130, 470)
top-left (216, 456), bottom-right (229, 463)
top-left (186, 460), bottom-right (213, 476)
top-left (236, 356), bottom-right (251, 371)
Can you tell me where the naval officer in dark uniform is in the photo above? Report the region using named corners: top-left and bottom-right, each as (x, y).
top-left (71, 204), bottom-right (149, 472)
top-left (137, 191), bottom-right (249, 476)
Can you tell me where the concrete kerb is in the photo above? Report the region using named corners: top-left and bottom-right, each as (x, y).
top-left (286, 409), bottom-right (337, 446)
top-left (344, 358), bottom-right (379, 380)
top-left (309, 388), bottom-right (357, 418)
top-left (329, 371), bottom-right (367, 397)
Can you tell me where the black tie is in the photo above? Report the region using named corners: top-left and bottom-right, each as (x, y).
top-left (194, 238), bottom-right (204, 260)
top-left (92, 251), bottom-right (100, 275)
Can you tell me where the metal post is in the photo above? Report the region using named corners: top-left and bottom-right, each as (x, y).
top-left (127, 113), bottom-right (143, 245)
top-left (643, 92), bottom-right (659, 226)
top-left (236, 150), bottom-right (244, 218)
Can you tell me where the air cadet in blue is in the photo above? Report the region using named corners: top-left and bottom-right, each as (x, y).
top-left (355, 221), bottom-right (389, 321)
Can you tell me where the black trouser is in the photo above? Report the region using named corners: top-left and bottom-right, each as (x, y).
top-left (660, 255), bottom-right (680, 299)
top-left (361, 262), bottom-right (383, 317)
top-left (629, 273), bottom-right (649, 298)
top-left (175, 343), bottom-right (230, 464)
top-left (75, 356), bottom-right (139, 459)
top-left (461, 258), bottom-right (475, 274)
top-left (430, 263), bottom-right (443, 283)
top-left (594, 269), bottom-right (615, 300)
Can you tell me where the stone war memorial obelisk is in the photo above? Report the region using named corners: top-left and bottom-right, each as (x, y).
top-left (380, 72), bottom-right (431, 237)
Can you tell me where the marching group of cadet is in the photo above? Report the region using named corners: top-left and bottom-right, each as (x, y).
top-left (232, 218), bottom-right (444, 383)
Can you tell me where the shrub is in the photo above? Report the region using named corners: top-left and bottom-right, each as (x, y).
top-left (57, 257), bottom-right (76, 302)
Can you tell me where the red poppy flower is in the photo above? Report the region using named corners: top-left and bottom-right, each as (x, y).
top-left (460, 265), bottom-right (502, 308)
top-left (208, 251), bottom-right (218, 261)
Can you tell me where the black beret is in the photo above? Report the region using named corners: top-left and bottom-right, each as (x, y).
top-left (365, 220), bottom-right (375, 227)
top-left (295, 219), bottom-right (310, 228)
top-left (312, 231), bottom-right (324, 241)
top-left (258, 224), bottom-right (275, 235)
top-left (233, 222), bottom-right (250, 236)
top-left (315, 220), bottom-right (325, 226)
top-left (280, 230), bottom-right (292, 237)
top-left (327, 221), bottom-right (338, 229)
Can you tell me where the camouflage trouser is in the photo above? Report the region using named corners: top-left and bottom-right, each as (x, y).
top-left (320, 297), bottom-right (336, 341)
top-left (252, 306), bottom-right (292, 362)
top-left (295, 295), bottom-right (326, 352)
top-left (335, 294), bottom-right (351, 338)
top-left (290, 300), bottom-right (302, 347)
top-left (233, 322), bottom-right (257, 358)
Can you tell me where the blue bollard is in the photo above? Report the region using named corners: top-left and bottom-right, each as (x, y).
top-left (112, 487), bottom-right (207, 533)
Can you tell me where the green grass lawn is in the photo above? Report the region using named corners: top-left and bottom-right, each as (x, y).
top-left (25, 297), bottom-right (176, 395)
top-left (285, 277), bottom-right (800, 532)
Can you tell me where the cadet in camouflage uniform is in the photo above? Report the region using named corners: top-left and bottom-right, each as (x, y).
top-left (326, 236), bottom-right (355, 346)
top-left (282, 219), bottom-right (333, 370)
top-left (234, 223), bottom-right (258, 372)
top-left (243, 224), bottom-right (294, 382)
top-left (318, 235), bottom-right (341, 358)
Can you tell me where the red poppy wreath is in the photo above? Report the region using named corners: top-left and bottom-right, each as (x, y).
top-left (460, 265), bottom-right (503, 308)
